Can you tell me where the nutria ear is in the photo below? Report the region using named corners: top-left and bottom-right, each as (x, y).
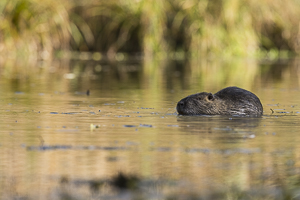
top-left (207, 93), bottom-right (214, 101)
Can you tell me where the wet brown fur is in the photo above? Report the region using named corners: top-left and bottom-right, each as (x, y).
top-left (177, 87), bottom-right (263, 116)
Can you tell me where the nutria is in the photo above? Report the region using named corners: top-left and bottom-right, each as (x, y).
top-left (176, 86), bottom-right (263, 116)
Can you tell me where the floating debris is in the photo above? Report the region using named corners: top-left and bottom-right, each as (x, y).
top-left (248, 134), bottom-right (255, 139)
top-left (50, 112), bottom-right (59, 114)
top-left (90, 124), bottom-right (100, 131)
top-left (123, 125), bottom-right (136, 128)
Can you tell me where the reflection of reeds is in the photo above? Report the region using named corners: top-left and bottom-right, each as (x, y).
top-left (1, 0), bottom-right (300, 59)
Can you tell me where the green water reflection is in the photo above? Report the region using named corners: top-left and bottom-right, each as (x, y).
top-left (0, 58), bottom-right (300, 199)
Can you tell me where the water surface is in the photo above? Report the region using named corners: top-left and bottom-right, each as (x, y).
top-left (0, 58), bottom-right (300, 199)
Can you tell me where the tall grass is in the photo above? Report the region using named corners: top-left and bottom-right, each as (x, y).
top-left (0, 0), bottom-right (71, 60)
top-left (1, 0), bottom-right (300, 60)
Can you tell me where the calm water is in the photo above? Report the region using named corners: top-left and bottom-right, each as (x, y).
top-left (1, 58), bottom-right (300, 199)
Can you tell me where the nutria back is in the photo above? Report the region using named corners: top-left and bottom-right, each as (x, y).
top-left (176, 87), bottom-right (263, 116)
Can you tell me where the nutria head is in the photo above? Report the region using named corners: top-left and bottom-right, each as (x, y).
top-left (177, 92), bottom-right (224, 115)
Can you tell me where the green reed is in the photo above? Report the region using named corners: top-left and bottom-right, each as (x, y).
top-left (1, 0), bottom-right (300, 60)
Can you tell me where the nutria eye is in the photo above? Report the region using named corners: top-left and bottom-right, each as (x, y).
top-left (207, 93), bottom-right (214, 101)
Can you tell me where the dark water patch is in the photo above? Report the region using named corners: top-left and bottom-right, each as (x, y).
top-left (106, 156), bottom-right (119, 162)
top-left (147, 147), bottom-right (262, 154)
top-left (150, 147), bottom-right (172, 152)
top-left (216, 148), bottom-right (261, 155)
top-left (110, 172), bottom-right (140, 190)
top-left (117, 115), bottom-right (131, 117)
top-left (14, 91), bottom-right (24, 94)
top-left (62, 112), bottom-right (82, 114)
top-left (166, 113), bottom-right (178, 115)
top-left (104, 103), bottom-right (116, 105)
top-left (123, 125), bottom-right (136, 127)
top-left (99, 146), bottom-right (129, 151)
top-left (150, 112), bottom-right (159, 115)
top-left (39, 173), bottom-right (300, 200)
top-left (27, 145), bottom-right (72, 151)
top-left (50, 112), bottom-right (59, 114)
top-left (138, 107), bottom-right (154, 109)
top-left (167, 124), bottom-right (179, 127)
top-left (52, 173), bottom-right (190, 200)
top-left (75, 90), bottom-right (90, 95)
top-left (50, 112), bottom-right (82, 115)
top-left (184, 148), bottom-right (261, 155)
top-left (26, 145), bottom-right (130, 151)
top-left (184, 148), bottom-right (211, 154)
top-left (139, 124), bottom-right (152, 128)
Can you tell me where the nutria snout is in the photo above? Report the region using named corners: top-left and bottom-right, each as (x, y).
top-left (177, 86), bottom-right (263, 116)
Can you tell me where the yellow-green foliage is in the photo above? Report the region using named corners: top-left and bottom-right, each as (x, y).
top-left (1, 0), bottom-right (300, 59)
top-left (0, 0), bottom-right (71, 59)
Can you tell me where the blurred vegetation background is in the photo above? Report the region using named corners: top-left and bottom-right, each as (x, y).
top-left (1, 0), bottom-right (300, 61)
